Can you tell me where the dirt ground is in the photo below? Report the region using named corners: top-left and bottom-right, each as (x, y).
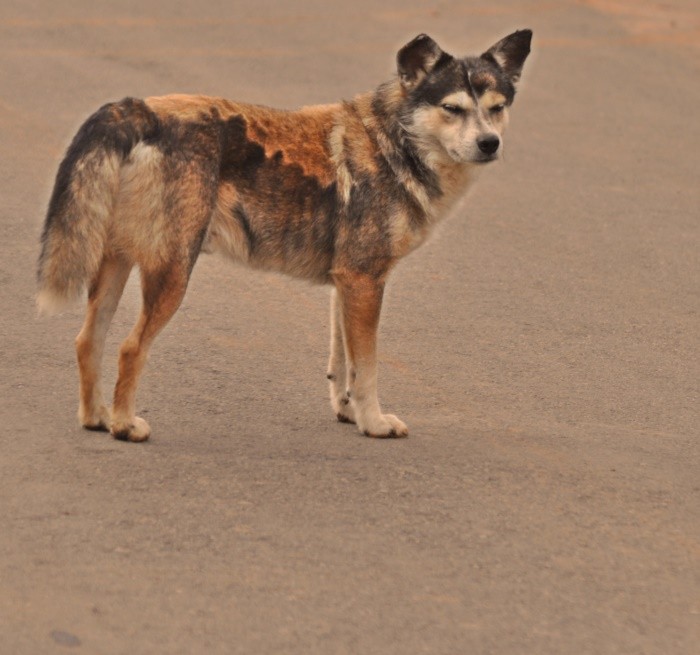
top-left (1, 1), bottom-right (698, 653)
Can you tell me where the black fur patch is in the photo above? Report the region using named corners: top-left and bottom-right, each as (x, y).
top-left (407, 57), bottom-right (515, 108)
top-left (217, 114), bottom-right (340, 280)
top-left (232, 202), bottom-right (256, 254)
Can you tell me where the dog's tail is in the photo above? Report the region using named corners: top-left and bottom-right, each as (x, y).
top-left (36, 98), bottom-right (156, 315)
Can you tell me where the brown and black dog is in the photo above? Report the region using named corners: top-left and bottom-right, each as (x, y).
top-left (37, 31), bottom-right (532, 441)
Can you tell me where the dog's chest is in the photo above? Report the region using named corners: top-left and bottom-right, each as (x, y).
top-left (390, 170), bottom-right (474, 258)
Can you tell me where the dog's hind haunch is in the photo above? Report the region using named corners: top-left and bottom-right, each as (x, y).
top-left (36, 30), bottom-right (532, 442)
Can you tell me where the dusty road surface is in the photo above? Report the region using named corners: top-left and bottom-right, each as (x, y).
top-left (1, 1), bottom-right (698, 653)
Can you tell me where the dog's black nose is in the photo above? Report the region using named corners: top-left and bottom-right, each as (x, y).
top-left (477, 135), bottom-right (500, 155)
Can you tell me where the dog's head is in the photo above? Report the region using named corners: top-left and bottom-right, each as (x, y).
top-left (397, 30), bottom-right (532, 165)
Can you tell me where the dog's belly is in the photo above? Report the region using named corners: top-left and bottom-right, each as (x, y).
top-left (204, 180), bottom-right (339, 283)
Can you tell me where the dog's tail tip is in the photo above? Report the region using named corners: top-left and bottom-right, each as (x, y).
top-left (35, 287), bottom-right (79, 317)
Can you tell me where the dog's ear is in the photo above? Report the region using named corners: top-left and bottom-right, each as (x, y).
top-left (397, 34), bottom-right (446, 90)
top-left (482, 29), bottom-right (532, 85)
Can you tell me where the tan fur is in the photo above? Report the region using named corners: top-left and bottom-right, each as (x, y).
top-left (329, 123), bottom-right (353, 204)
top-left (37, 151), bottom-right (121, 314)
top-left (480, 90), bottom-right (507, 108)
top-left (441, 91), bottom-right (475, 111)
top-left (146, 94), bottom-right (237, 121)
top-left (331, 268), bottom-right (407, 437)
top-left (205, 184), bottom-right (251, 261)
top-left (111, 143), bottom-right (169, 265)
top-left (75, 257), bottom-right (131, 430)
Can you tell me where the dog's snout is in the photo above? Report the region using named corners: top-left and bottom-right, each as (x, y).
top-left (477, 135), bottom-right (500, 155)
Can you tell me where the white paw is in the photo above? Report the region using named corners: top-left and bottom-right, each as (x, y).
top-left (79, 404), bottom-right (111, 432)
top-left (111, 416), bottom-right (151, 442)
top-left (358, 413), bottom-right (408, 438)
top-left (331, 392), bottom-right (356, 424)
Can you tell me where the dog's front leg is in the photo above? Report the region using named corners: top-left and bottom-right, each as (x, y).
top-left (332, 271), bottom-right (408, 438)
top-left (328, 288), bottom-right (356, 423)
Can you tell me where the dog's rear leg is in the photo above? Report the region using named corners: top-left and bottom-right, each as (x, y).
top-left (327, 288), bottom-right (355, 424)
top-left (75, 256), bottom-right (132, 431)
top-left (333, 271), bottom-right (408, 438)
top-left (110, 262), bottom-right (190, 442)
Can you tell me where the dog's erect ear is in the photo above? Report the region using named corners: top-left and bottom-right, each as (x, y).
top-left (482, 29), bottom-right (532, 84)
top-left (397, 34), bottom-right (445, 90)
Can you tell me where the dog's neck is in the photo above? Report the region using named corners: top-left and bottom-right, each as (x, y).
top-left (353, 80), bottom-right (476, 225)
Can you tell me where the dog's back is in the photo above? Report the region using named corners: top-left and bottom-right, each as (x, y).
top-left (37, 97), bottom-right (342, 312)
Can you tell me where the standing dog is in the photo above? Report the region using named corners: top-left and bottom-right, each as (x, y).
top-left (37, 30), bottom-right (532, 441)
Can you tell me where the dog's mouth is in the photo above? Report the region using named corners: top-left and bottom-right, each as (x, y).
top-left (448, 149), bottom-right (499, 165)
top-left (473, 153), bottom-right (499, 164)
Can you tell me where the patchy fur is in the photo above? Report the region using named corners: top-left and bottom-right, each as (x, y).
top-left (37, 30), bottom-right (532, 441)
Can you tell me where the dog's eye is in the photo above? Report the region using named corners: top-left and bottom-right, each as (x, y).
top-left (441, 104), bottom-right (465, 116)
top-left (490, 104), bottom-right (506, 114)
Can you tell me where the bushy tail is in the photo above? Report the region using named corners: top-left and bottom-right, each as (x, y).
top-left (36, 98), bottom-right (154, 315)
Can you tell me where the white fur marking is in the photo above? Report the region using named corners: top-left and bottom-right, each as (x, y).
top-left (440, 91), bottom-right (474, 111)
top-left (329, 123), bottom-right (353, 204)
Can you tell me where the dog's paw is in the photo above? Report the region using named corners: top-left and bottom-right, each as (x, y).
top-left (79, 404), bottom-right (111, 432)
top-left (111, 416), bottom-right (151, 443)
top-left (359, 414), bottom-right (408, 439)
top-left (332, 393), bottom-right (356, 424)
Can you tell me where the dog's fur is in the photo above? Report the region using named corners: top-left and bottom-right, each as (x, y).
top-left (37, 31), bottom-right (532, 441)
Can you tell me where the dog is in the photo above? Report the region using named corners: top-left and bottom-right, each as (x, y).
top-left (37, 30), bottom-right (532, 441)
